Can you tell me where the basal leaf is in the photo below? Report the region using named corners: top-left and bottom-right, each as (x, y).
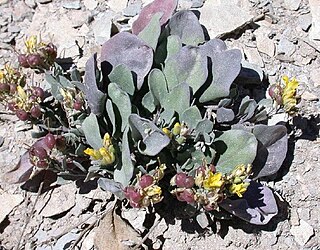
top-left (98, 178), bottom-right (125, 199)
top-left (181, 106), bottom-right (202, 129)
top-left (3, 139), bottom-right (50, 184)
top-left (108, 64), bottom-right (135, 96)
top-left (252, 125), bottom-right (288, 179)
top-left (142, 91), bottom-right (156, 113)
top-left (132, 0), bottom-right (177, 35)
top-left (220, 181), bottom-right (278, 225)
top-left (82, 113), bottom-right (103, 149)
top-left (148, 69), bottom-right (168, 106)
top-left (216, 107), bottom-right (235, 123)
top-left (199, 40), bottom-right (242, 102)
top-left (101, 32), bottom-right (153, 90)
top-left (163, 83), bottom-right (190, 117)
top-left (166, 35), bottom-right (182, 61)
top-left (168, 10), bottom-right (205, 46)
top-left (138, 12), bottom-right (163, 50)
top-left (129, 114), bottom-right (170, 156)
top-left (214, 130), bottom-right (257, 174)
top-left (164, 46), bottom-right (208, 93)
top-left (114, 128), bottom-right (134, 187)
top-left (84, 54), bottom-right (106, 115)
top-left (108, 83), bottom-right (132, 132)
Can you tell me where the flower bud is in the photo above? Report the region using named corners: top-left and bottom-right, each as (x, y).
top-left (139, 175), bottom-right (154, 189)
top-left (27, 54), bottom-right (42, 68)
top-left (16, 109), bottom-right (29, 121)
top-left (176, 189), bottom-right (195, 204)
top-left (0, 83), bottom-right (10, 93)
top-left (172, 122), bottom-right (181, 136)
top-left (10, 84), bottom-right (17, 94)
top-left (73, 100), bottom-right (83, 110)
top-left (18, 54), bottom-right (30, 68)
top-left (268, 84), bottom-right (283, 105)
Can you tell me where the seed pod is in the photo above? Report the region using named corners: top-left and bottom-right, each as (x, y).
top-left (16, 109), bottom-right (29, 121)
top-left (139, 175), bottom-right (154, 189)
top-left (175, 172), bottom-right (187, 187)
top-left (30, 146), bottom-right (48, 159)
top-left (32, 87), bottom-right (45, 101)
top-left (55, 135), bottom-right (66, 151)
top-left (7, 102), bottom-right (16, 111)
top-left (176, 189), bottom-right (195, 204)
top-left (44, 133), bottom-right (56, 149)
top-left (30, 105), bottom-right (42, 118)
top-left (0, 83), bottom-right (10, 93)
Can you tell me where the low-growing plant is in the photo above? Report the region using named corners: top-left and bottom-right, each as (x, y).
top-left (2, 0), bottom-right (300, 228)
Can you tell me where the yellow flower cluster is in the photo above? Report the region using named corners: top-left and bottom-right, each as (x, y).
top-left (281, 76), bottom-right (299, 114)
top-left (25, 35), bottom-right (46, 54)
top-left (84, 133), bottom-right (115, 165)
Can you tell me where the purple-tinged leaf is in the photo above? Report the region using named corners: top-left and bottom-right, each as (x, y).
top-left (3, 139), bottom-right (50, 184)
top-left (252, 125), bottom-right (288, 179)
top-left (164, 46), bottom-right (208, 92)
top-left (132, 0), bottom-right (177, 35)
top-left (199, 39), bottom-right (242, 102)
top-left (129, 114), bottom-right (170, 156)
top-left (138, 12), bottom-right (163, 50)
top-left (220, 181), bottom-right (278, 225)
top-left (84, 54), bottom-right (106, 116)
top-left (168, 10), bottom-right (205, 46)
top-left (101, 32), bottom-right (153, 90)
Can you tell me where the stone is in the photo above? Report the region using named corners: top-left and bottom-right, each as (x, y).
top-left (84, 0), bottom-right (97, 10)
top-left (92, 12), bottom-right (113, 45)
top-left (0, 136), bottom-right (3, 147)
top-left (40, 183), bottom-right (76, 217)
top-left (290, 220), bottom-right (314, 246)
top-left (199, 3), bottom-right (253, 38)
top-left (123, 2), bottom-right (142, 17)
top-left (283, 0), bottom-right (301, 11)
top-left (277, 38), bottom-right (296, 56)
top-left (298, 14), bottom-right (312, 31)
top-left (244, 47), bottom-right (264, 68)
top-left (310, 68), bottom-right (320, 87)
top-left (0, 0), bottom-right (9, 4)
top-left (0, 192), bottom-right (24, 223)
top-left (301, 91), bottom-right (319, 101)
top-left (62, 0), bottom-right (81, 9)
top-left (36, 0), bottom-right (52, 3)
top-left (310, 0), bottom-right (320, 42)
top-left (8, 25), bottom-right (21, 33)
top-left (255, 27), bottom-right (275, 57)
top-left (107, 0), bottom-right (128, 13)
top-left (25, 0), bottom-right (37, 8)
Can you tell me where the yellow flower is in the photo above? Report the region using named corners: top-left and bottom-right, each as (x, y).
top-left (25, 36), bottom-right (38, 53)
top-left (229, 183), bottom-right (250, 197)
top-left (203, 172), bottom-right (224, 190)
top-left (146, 185), bottom-right (162, 196)
top-left (84, 133), bottom-right (115, 165)
top-left (17, 86), bottom-right (27, 101)
top-left (172, 122), bottom-right (181, 135)
top-left (162, 127), bottom-right (172, 139)
top-left (282, 76), bottom-right (299, 114)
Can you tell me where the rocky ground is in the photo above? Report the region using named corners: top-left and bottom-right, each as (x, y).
top-left (0, 0), bottom-right (319, 249)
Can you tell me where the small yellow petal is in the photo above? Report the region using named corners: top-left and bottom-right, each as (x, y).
top-left (146, 185), bottom-right (162, 196)
top-left (103, 133), bottom-right (112, 148)
top-left (17, 86), bottom-right (27, 101)
top-left (203, 172), bottom-right (224, 190)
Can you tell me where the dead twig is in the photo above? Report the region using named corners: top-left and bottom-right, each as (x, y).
top-left (133, 218), bottom-right (162, 250)
top-left (15, 182), bottom-right (44, 250)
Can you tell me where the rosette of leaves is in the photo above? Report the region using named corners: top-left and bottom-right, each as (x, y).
top-left (5, 0), bottom-right (289, 227)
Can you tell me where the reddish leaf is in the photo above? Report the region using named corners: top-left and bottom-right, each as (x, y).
top-left (132, 0), bottom-right (177, 35)
top-left (101, 32), bottom-right (153, 90)
top-left (3, 139), bottom-right (50, 184)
